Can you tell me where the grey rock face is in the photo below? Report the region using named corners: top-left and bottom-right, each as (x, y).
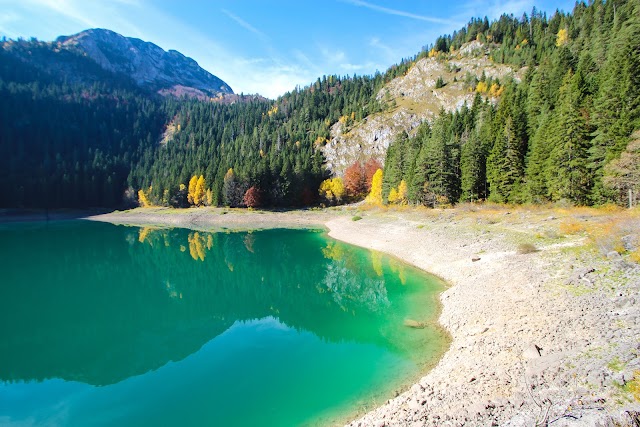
top-left (322, 42), bottom-right (523, 176)
top-left (55, 28), bottom-right (233, 97)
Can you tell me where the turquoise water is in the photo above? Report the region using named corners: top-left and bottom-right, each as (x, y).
top-left (0, 221), bottom-right (447, 426)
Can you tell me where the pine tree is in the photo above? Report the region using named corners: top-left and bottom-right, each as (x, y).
top-left (525, 111), bottom-right (552, 202)
top-left (546, 71), bottom-right (591, 204)
top-left (460, 129), bottom-right (486, 202)
top-left (487, 116), bottom-right (525, 202)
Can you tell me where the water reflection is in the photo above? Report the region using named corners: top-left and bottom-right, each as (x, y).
top-left (0, 222), bottom-right (441, 389)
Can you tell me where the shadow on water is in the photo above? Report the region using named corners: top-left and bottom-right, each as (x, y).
top-left (0, 221), bottom-right (447, 426)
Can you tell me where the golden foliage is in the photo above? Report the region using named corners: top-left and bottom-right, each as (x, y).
top-left (188, 232), bottom-right (207, 261)
top-left (489, 83), bottom-right (504, 97)
top-left (194, 175), bottom-right (206, 206)
top-left (559, 220), bottom-right (585, 235)
top-left (371, 251), bottom-right (383, 277)
top-left (476, 81), bottom-right (489, 93)
top-left (138, 227), bottom-right (155, 244)
top-left (187, 175), bottom-right (198, 205)
top-left (267, 105), bottom-right (278, 117)
top-left (388, 188), bottom-right (399, 204)
top-left (138, 186), bottom-right (153, 207)
top-left (428, 47), bottom-right (438, 58)
top-left (322, 241), bottom-right (345, 261)
top-left (365, 169), bottom-right (384, 206)
top-left (396, 180), bottom-right (408, 205)
top-left (314, 136), bottom-right (327, 147)
top-left (319, 177), bottom-right (345, 203)
top-left (626, 371), bottom-right (640, 401)
top-left (556, 28), bottom-right (569, 47)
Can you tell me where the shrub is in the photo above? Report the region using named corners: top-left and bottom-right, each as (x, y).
top-left (517, 243), bottom-right (538, 254)
top-left (352, 215), bottom-right (363, 221)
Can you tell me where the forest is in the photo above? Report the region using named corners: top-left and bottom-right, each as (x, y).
top-left (0, 0), bottom-right (638, 208)
top-left (381, 0), bottom-right (640, 207)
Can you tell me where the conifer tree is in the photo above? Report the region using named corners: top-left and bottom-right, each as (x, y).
top-left (460, 129), bottom-right (486, 202)
top-left (546, 71), bottom-right (591, 204)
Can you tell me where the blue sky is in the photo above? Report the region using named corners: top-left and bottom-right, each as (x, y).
top-left (0, 0), bottom-right (576, 98)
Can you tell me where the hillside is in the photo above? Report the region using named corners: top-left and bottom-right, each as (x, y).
top-left (0, 0), bottom-right (638, 210)
top-left (323, 41), bottom-right (524, 175)
top-left (2, 28), bottom-right (233, 98)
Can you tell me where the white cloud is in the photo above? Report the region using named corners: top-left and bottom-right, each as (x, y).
top-left (221, 9), bottom-right (267, 40)
top-left (343, 0), bottom-right (456, 25)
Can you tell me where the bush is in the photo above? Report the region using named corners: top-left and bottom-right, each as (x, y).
top-left (517, 243), bottom-right (538, 254)
top-left (352, 215), bottom-right (363, 221)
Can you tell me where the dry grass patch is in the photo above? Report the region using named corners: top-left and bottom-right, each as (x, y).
top-left (517, 243), bottom-right (538, 254)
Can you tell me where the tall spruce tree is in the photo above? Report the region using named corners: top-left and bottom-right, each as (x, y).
top-left (547, 71), bottom-right (591, 204)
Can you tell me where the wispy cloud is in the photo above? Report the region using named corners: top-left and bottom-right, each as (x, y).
top-left (343, 0), bottom-right (456, 25)
top-left (221, 9), bottom-right (267, 40)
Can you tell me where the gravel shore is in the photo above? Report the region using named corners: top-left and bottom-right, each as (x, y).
top-left (88, 206), bottom-right (640, 426)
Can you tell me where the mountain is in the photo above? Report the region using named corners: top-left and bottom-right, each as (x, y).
top-left (3, 28), bottom-right (233, 98)
top-left (1, 0), bottom-right (638, 210)
top-left (322, 40), bottom-right (523, 176)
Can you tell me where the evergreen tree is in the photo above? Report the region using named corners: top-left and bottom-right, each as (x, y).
top-left (546, 71), bottom-right (591, 204)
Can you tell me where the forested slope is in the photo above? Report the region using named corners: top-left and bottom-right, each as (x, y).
top-left (1, 0), bottom-right (638, 208)
top-left (381, 0), bottom-right (640, 206)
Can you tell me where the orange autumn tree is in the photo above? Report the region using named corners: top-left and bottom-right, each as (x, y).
top-left (344, 161), bottom-right (366, 198)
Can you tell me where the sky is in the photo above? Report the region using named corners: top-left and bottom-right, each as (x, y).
top-left (0, 0), bottom-right (576, 99)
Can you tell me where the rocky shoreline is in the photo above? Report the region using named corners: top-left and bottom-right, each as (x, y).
top-left (86, 206), bottom-right (640, 426)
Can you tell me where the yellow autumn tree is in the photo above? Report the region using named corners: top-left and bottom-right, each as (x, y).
top-left (188, 232), bottom-right (206, 261)
top-left (388, 187), bottom-right (399, 204)
top-left (387, 180), bottom-right (408, 205)
top-left (489, 83), bottom-right (504, 97)
top-left (476, 81), bottom-right (489, 93)
top-left (205, 189), bottom-right (213, 206)
top-left (319, 177), bottom-right (345, 204)
top-left (397, 180), bottom-right (408, 204)
top-left (193, 175), bottom-right (206, 206)
top-left (187, 175), bottom-right (198, 205)
top-left (556, 28), bottom-right (568, 47)
top-left (365, 169), bottom-right (383, 206)
top-left (138, 185), bottom-right (153, 207)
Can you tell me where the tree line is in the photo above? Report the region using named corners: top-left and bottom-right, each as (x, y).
top-left (0, 0), bottom-right (638, 208)
top-left (381, 0), bottom-right (640, 207)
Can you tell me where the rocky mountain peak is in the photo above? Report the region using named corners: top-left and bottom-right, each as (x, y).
top-left (55, 28), bottom-right (233, 98)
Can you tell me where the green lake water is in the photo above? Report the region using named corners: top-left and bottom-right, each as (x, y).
top-left (0, 221), bottom-right (448, 426)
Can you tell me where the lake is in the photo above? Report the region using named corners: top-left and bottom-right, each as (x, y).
top-left (0, 220), bottom-right (448, 426)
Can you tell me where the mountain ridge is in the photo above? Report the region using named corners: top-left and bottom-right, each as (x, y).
top-left (3, 28), bottom-right (233, 99)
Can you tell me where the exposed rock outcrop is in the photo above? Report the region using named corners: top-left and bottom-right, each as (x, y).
top-left (322, 42), bottom-right (524, 176)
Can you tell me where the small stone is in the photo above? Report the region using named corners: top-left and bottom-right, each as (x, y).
top-left (404, 319), bottom-right (425, 328)
top-left (472, 256), bottom-right (481, 262)
top-left (607, 251), bottom-right (622, 260)
top-left (523, 343), bottom-right (543, 358)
